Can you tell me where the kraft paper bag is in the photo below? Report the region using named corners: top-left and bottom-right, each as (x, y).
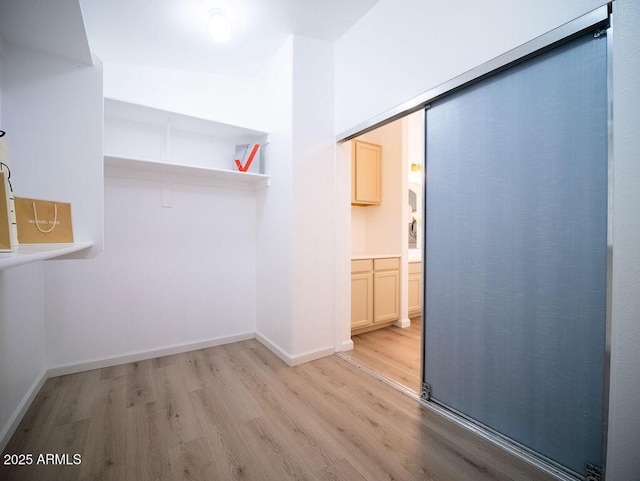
top-left (0, 172), bottom-right (16, 252)
top-left (14, 197), bottom-right (74, 244)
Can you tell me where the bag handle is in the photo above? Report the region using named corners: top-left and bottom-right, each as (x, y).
top-left (32, 202), bottom-right (58, 233)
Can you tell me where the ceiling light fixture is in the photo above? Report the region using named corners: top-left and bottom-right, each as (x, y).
top-left (208, 8), bottom-right (231, 43)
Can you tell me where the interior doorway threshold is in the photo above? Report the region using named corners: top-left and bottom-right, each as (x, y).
top-left (336, 352), bottom-right (420, 401)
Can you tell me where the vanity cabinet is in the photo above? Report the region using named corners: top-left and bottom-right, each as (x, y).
top-left (408, 261), bottom-right (423, 317)
top-left (351, 257), bottom-right (400, 334)
top-left (351, 259), bottom-right (374, 331)
top-left (373, 258), bottom-right (400, 323)
top-left (351, 140), bottom-right (382, 206)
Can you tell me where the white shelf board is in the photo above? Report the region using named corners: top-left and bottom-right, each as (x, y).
top-left (104, 98), bottom-right (269, 140)
top-left (104, 155), bottom-right (270, 190)
top-left (0, 242), bottom-right (94, 271)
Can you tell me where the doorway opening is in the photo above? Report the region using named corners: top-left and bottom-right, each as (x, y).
top-left (341, 110), bottom-right (425, 395)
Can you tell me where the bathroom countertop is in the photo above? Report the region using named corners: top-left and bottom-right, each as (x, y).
top-left (351, 254), bottom-right (401, 260)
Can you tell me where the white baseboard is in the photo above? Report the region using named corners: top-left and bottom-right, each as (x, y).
top-left (290, 346), bottom-right (335, 366)
top-left (394, 318), bottom-right (411, 328)
top-left (255, 332), bottom-right (293, 366)
top-left (47, 332), bottom-right (255, 377)
top-left (337, 339), bottom-right (354, 352)
top-left (0, 368), bottom-right (48, 453)
top-left (255, 333), bottom-right (334, 367)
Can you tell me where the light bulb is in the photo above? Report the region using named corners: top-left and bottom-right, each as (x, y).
top-left (208, 9), bottom-right (231, 43)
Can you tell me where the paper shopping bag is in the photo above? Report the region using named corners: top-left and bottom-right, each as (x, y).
top-left (14, 197), bottom-right (74, 244)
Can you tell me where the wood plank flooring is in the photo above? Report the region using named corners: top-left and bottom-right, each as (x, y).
top-left (346, 319), bottom-right (422, 393)
top-left (1, 339), bottom-right (556, 481)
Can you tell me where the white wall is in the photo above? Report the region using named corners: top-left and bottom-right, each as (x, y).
top-left (40, 33), bottom-right (337, 371)
top-left (335, 139), bottom-right (353, 351)
top-left (0, 53), bottom-right (47, 450)
top-left (104, 63), bottom-right (266, 133)
top-left (351, 120), bottom-right (404, 257)
top-left (0, 264), bottom-right (46, 450)
top-left (44, 175), bottom-right (257, 368)
top-left (350, 208), bottom-right (366, 253)
top-left (36, 39), bottom-right (294, 368)
top-left (0, 38), bottom-right (103, 450)
top-left (335, 0), bottom-right (606, 134)
top-left (290, 36), bottom-right (335, 358)
top-left (335, 0), bottom-right (640, 478)
top-left (35, 58), bottom-right (273, 368)
top-left (1, 45), bottom-right (104, 254)
top-left (254, 35), bottom-right (338, 364)
top-left (101, 39), bottom-right (305, 364)
top-left (255, 37), bottom-right (295, 357)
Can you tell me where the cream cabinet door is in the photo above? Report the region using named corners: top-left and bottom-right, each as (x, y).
top-left (373, 270), bottom-right (399, 324)
top-left (408, 262), bottom-right (423, 316)
top-left (408, 273), bottom-right (422, 316)
top-left (352, 140), bottom-right (382, 205)
top-left (351, 272), bottom-right (373, 330)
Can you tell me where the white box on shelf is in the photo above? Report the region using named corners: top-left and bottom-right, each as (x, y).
top-left (234, 143), bottom-right (266, 174)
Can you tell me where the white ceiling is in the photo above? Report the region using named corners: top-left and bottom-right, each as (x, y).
top-left (80, 0), bottom-right (379, 76)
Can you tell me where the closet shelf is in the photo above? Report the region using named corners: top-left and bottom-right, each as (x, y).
top-left (104, 155), bottom-right (270, 190)
top-left (0, 242), bottom-right (94, 271)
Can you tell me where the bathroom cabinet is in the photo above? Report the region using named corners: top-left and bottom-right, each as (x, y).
top-left (408, 261), bottom-right (423, 317)
top-left (351, 140), bottom-right (382, 205)
top-left (351, 256), bottom-right (400, 334)
top-left (351, 259), bottom-right (374, 331)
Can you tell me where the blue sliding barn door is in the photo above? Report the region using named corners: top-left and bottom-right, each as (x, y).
top-left (423, 30), bottom-right (608, 476)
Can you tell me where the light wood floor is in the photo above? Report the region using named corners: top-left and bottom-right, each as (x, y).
top-left (1, 339), bottom-right (555, 481)
top-left (346, 319), bottom-right (422, 393)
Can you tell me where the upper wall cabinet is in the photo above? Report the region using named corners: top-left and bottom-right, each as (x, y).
top-left (103, 99), bottom-right (271, 190)
top-left (351, 140), bottom-right (382, 206)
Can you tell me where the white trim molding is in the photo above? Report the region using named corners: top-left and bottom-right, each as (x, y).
top-left (0, 368), bottom-right (48, 453)
top-left (47, 332), bottom-right (255, 377)
top-left (394, 318), bottom-right (411, 328)
top-left (255, 332), bottom-right (336, 366)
